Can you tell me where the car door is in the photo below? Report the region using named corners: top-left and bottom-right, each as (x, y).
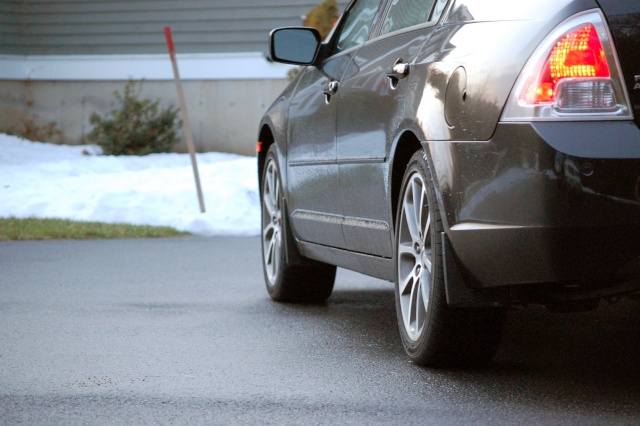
top-left (286, 0), bottom-right (385, 249)
top-left (286, 59), bottom-right (349, 248)
top-left (336, 0), bottom-right (446, 257)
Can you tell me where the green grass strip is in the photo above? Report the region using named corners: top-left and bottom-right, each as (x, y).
top-left (0, 217), bottom-right (189, 241)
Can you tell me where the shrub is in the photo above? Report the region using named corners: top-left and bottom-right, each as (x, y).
top-left (286, 0), bottom-right (340, 81)
top-left (304, 0), bottom-right (339, 40)
top-left (7, 117), bottom-right (62, 143)
top-left (88, 80), bottom-right (181, 156)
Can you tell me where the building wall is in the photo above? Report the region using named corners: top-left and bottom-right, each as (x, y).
top-left (0, 79), bottom-right (289, 156)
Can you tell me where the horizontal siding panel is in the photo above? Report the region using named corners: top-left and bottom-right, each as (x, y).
top-left (22, 9), bottom-right (312, 25)
top-left (12, 31), bottom-right (272, 47)
top-left (22, 23), bottom-right (298, 40)
top-left (24, 19), bottom-right (287, 34)
top-left (0, 2), bottom-right (27, 9)
top-left (1, 0), bottom-right (349, 55)
top-left (0, 43), bottom-right (268, 56)
top-left (8, 0), bottom-right (329, 9)
top-left (20, 5), bottom-right (320, 16)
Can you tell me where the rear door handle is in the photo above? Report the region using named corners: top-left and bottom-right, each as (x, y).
top-left (391, 62), bottom-right (410, 79)
top-left (387, 60), bottom-right (410, 89)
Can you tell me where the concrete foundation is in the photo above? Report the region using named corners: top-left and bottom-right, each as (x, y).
top-left (0, 79), bottom-right (288, 156)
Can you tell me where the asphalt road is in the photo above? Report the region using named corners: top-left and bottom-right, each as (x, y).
top-left (1, 237), bottom-right (639, 425)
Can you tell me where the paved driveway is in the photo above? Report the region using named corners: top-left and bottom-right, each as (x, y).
top-left (1, 237), bottom-right (639, 424)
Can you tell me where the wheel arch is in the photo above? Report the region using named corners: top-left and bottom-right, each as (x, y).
top-left (257, 124), bottom-right (275, 195)
top-left (390, 131), bottom-right (510, 308)
top-left (390, 131), bottom-right (423, 231)
top-left (258, 124), bottom-right (312, 267)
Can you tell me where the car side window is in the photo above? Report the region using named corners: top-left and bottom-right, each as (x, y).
top-left (335, 0), bottom-right (382, 53)
top-left (430, 0), bottom-right (449, 21)
top-left (380, 0), bottom-right (435, 35)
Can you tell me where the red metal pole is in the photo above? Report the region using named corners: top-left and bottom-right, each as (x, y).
top-left (164, 26), bottom-right (206, 213)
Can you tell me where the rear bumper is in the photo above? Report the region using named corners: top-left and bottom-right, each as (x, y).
top-left (428, 121), bottom-right (640, 291)
top-left (449, 223), bottom-right (640, 287)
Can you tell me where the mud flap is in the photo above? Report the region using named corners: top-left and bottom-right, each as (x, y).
top-left (442, 232), bottom-right (508, 308)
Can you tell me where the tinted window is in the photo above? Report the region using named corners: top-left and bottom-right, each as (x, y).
top-left (336, 0), bottom-right (382, 52)
top-left (380, 0), bottom-right (435, 35)
top-left (430, 0), bottom-right (449, 21)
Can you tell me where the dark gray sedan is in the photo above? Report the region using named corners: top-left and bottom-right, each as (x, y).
top-left (257, 0), bottom-right (640, 367)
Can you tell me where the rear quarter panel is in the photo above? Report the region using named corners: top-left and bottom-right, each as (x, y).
top-left (416, 0), bottom-right (599, 142)
top-left (412, 0), bottom-right (600, 231)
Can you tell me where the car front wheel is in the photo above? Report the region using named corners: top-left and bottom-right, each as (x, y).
top-left (395, 150), bottom-right (506, 367)
top-left (261, 145), bottom-right (336, 303)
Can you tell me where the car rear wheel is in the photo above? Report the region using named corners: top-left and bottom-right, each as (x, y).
top-left (395, 150), bottom-right (505, 367)
top-left (261, 145), bottom-right (336, 303)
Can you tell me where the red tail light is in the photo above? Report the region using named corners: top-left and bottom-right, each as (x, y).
top-left (502, 10), bottom-right (632, 121)
top-left (523, 24), bottom-right (610, 104)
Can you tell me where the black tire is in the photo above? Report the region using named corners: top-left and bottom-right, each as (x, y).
top-left (261, 145), bottom-right (336, 303)
top-left (395, 150), bottom-right (506, 368)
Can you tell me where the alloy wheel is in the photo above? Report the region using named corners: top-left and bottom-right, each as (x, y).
top-left (262, 158), bottom-right (282, 286)
top-left (397, 172), bottom-right (432, 342)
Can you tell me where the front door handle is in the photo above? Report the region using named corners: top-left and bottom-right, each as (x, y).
top-left (323, 80), bottom-right (340, 104)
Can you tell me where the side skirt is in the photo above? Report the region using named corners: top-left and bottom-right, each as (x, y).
top-left (296, 240), bottom-right (395, 282)
top-left (296, 231), bottom-right (512, 305)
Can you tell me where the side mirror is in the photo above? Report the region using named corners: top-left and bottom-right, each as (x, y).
top-left (269, 27), bottom-right (322, 66)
